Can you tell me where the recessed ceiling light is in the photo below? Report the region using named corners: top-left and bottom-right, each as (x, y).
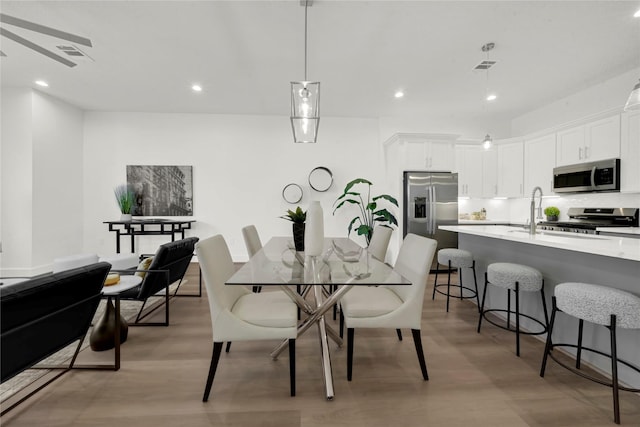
top-left (191, 84), bottom-right (202, 92)
top-left (35, 80), bottom-right (49, 87)
top-left (486, 94), bottom-right (497, 101)
top-left (634, 9), bottom-right (640, 17)
top-left (394, 90), bottom-right (404, 98)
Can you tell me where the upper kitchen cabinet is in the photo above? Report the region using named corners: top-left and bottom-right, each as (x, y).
top-left (620, 109), bottom-right (640, 193)
top-left (556, 115), bottom-right (621, 166)
top-left (384, 133), bottom-right (457, 172)
top-left (524, 133), bottom-right (556, 195)
top-left (455, 145), bottom-right (483, 197)
top-left (482, 148), bottom-right (498, 198)
top-left (497, 139), bottom-right (524, 198)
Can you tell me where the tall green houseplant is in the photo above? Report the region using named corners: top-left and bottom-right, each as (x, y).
top-left (333, 178), bottom-right (398, 245)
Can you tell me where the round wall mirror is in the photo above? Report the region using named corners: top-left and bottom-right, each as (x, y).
top-left (282, 183), bottom-right (303, 204)
top-left (308, 166), bottom-right (333, 192)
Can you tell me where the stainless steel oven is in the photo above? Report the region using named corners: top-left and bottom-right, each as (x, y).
top-left (552, 158), bottom-right (620, 193)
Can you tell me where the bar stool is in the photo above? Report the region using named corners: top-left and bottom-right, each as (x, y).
top-left (432, 248), bottom-right (479, 312)
top-left (477, 262), bottom-right (549, 357)
top-left (540, 283), bottom-right (640, 424)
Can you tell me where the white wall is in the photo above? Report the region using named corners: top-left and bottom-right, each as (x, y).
top-left (82, 112), bottom-right (386, 260)
top-left (0, 89), bottom-right (84, 276)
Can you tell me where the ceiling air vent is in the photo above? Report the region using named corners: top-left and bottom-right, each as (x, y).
top-left (56, 44), bottom-right (94, 61)
top-left (474, 60), bottom-right (497, 70)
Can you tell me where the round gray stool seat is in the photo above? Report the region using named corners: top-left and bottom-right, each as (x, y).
top-left (487, 263), bottom-right (542, 292)
top-left (437, 248), bottom-right (473, 268)
top-left (555, 283), bottom-right (640, 329)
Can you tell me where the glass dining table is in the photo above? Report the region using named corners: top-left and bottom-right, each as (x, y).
top-left (226, 236), bottom-right (410, 400)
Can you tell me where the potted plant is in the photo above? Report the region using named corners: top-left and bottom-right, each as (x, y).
top-left (332, 178), bottom-right (398, 245)
top-left (280, 206), bottom-right (306, 251)
top-left (114, 184), bottom-right (135, 221)
top-left (544, 206), bottom-right (560, 222)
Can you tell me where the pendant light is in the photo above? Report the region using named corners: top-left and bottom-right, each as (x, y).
top-left (624, 79), bottom-right (640, 111)
top-left (481, 42), bottom-right (495, 150)
top-left (290, 0), bottom-right (320, 143)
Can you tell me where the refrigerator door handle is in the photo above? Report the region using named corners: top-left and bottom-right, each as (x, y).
top-left (430, 185), bottom-right (436, 235)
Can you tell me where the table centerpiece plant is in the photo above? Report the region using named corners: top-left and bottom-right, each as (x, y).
top-left (114, 184), bottom-right (135, 221)
top-left (280, 206), bottom-right (306, 251)
top-left (332, 178), bottom-right (398, 245)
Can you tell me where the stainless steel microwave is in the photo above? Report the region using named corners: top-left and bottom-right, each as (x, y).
top-left (552, 158), bottom-right (620, 193)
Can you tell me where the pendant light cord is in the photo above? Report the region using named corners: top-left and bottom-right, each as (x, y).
top-left (304, 0), bottom-right (308, 81)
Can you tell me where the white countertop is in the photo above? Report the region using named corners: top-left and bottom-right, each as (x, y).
top-left (440, 225), bottom-right (640, 262)
top-left (458, 219), bottom-right (511, 225)
top-left (595, 227), bottom-right (640, 236)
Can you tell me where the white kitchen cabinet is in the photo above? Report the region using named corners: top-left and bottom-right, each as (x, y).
top-left (384, 133), bottom-right (456, 172)
top-left (620, 109), bottom-right (640, 193)
top-left (482, 148), bottom-right (498, 198)
top-left (497, 140), bottom-right (524, 198)
top-left (556, 115), bottom-right (620, 166)
top-left (524, 133), bottom-right (556, 195)
top-left (455, 146), bottom-right (483, 197)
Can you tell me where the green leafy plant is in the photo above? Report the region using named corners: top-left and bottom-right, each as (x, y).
top-left (544, 206), bottom-right (560, 217)
top-left (114, 184), bottom-right (135, 214)
top-left (333, 178), bottom-right (398, 245)
top-left (280, 206), bottom-right (306, 224)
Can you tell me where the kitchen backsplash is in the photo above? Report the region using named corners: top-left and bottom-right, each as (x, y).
top-left (459, 193), bottom-right (640, 223)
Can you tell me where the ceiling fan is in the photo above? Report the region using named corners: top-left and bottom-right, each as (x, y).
top-left (0, 13), bottom-right (92, 67)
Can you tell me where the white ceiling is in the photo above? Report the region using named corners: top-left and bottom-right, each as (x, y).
top-left (1, 0), bottom-right (639, 128)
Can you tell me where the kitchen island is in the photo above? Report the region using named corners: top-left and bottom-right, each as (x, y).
top-left (440, 224), bottom-right (640, 388)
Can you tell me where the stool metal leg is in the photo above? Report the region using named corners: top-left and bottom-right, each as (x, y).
top-left (432, 265), bottom-right (439, 300)
top-left (539, 296), bottom-right (558, 377)
top-left (446, 261), bottom-right (452, 312)
top-left (507, 289), bottom-right (511, 330)
top-left (609, 315), bottom-right (620, 425)
top-left (515, 282), bottom-right (520, 357)
top-left (540, 285), bottom-right (549, 330)
top-left (459, 267), bottom-right (463, 300)
top-left (477, 272), bottom-right (489, 333)
top-left (576, 319), bottom-right (584, 369)
top-left (472, 261), bottom-right (480, 312)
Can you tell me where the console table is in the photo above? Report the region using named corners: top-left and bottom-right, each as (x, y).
top-left (103, 219), bottom-right (195, 253)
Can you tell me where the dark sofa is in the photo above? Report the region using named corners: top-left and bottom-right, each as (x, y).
top-left (1, 262), bottom-right (110, 383)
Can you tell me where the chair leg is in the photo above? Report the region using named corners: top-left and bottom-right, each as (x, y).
top-left (610, 315), bottom-right (620, 425)
top-left (289, 338), bottom-right (296, 397)
top-left (446, 261), bottom-right (452, 312)
top-left (411, 329), bottom-right (429, 381)
top-left (459, 267), bottom-right (464, 300)
top-left (515, 282), bottom-right (520, 357)
top-left (472, 261), bottom-right (480, 313)
top-left (202, 342), bottom-right (223, 402)
top-left (339, 311), bottom-right (344, 338)
top-left (225, 342), bottom-right (232, 353)
top-left (347, 328), bottom-right (354, 381)
top-left (432, 265), bottom-right (439, 300)
top-left (396, 329), bottom-right (403, 341)
top-left (576, 319), bottom-right (584, 369)
top-left (477, 272), bottom-right (489, 333)
top-left (540, 296), bottom-right (558, 378)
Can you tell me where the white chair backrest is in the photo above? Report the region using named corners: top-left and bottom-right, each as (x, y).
top-left (367, 226), bottom-right (392, 261)
top-left (52, 254), bottom-right (99, 273)
top-left (389, 233), bottom-right (436, 303)
top-left (195, 235), bottom-right (248, 334)
top-left (242, 225), bottom-right (263, 259)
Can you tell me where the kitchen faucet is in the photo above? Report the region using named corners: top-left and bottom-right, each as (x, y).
top-left (530, 186), bottom-right (544, 235)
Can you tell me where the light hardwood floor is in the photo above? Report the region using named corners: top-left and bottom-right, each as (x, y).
top-left (2, 265), bottom-right (639, 426)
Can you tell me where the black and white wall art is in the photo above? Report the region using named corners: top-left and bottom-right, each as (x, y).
top-left (126, 165), bottom-right (193, 216)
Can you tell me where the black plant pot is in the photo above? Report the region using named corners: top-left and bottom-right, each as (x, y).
top-left (293, 223), bottom-right (305, 251)
top-left (546, 215), bottom-right (558, 222)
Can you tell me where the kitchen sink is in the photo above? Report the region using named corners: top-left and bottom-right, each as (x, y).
top-left (507, 229), bottom-right (603, 240)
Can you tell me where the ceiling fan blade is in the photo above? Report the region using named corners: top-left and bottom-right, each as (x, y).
top-left (0, 13), bottom-right (92, 47)
top-left (0, 27), bottom-right (76, 67)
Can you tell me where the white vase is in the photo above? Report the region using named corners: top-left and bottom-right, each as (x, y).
top-left (120, 213), bottom-right (132, 222)
top-left (304, 201), bottom-right (324, 256)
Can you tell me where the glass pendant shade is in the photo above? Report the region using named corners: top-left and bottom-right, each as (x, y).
top-left (624, 79), bottom-right (640, 111)
top-left (291, 81), bottom-right (320, 143)
top-left (482, 134), bottom-right (492, 150)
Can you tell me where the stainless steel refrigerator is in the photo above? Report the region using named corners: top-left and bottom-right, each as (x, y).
top-left (403, 171), bottom-right (458, 271)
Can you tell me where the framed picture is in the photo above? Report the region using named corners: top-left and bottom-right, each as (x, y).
top-left (126, 165), bottom-right (193, 216)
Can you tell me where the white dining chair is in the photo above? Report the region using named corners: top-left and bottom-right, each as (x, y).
top-left (366, 226), bottom-right (393, 262)
top-left (195, 235), bottom-right (298, 400)
top-left (242, 225), bottom-right (263, 292)
top-left (340, 233), bottom-right (437, 382)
